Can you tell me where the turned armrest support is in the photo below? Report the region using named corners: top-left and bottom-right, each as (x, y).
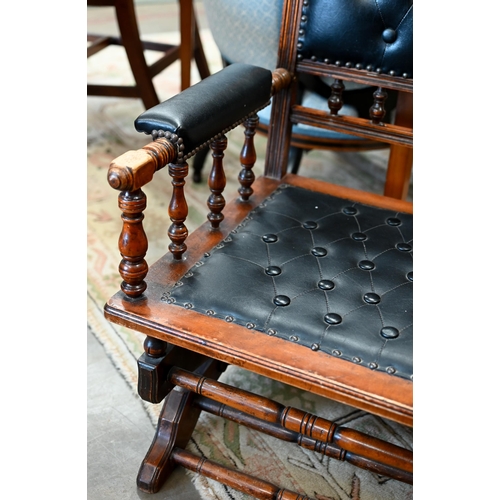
top-left (134, 63), bottom-right (291, 160)
top-left (107, 65), bottom-right (292, 297)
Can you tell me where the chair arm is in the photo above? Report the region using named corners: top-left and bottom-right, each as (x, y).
top-left (134, 63), bottom-right (290, 160)
top-left (107, 65), bottom-right (291, 193)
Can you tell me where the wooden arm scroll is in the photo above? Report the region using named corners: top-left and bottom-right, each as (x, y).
top-left (107, 137), bottom-right (177, 192)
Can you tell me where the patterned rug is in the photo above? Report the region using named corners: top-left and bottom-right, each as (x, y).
top-left (87, 29), bottom-right (412, 500)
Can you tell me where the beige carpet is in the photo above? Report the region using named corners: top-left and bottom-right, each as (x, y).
top-left (87, 29), bottom-right (412, 500)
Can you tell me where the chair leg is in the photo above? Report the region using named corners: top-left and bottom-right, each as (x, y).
top-left (193, 15), bottom-right (211, 80)
top-left (114, 0), bottom-right (160, 109)
top-left (137, 356), bottom-right (225, 493)
top-left (384, 91), bottom-right (413, 199)
top-left (179, 0), bottom-right (211, 90)
top-left (384, 144), bottom-right (413, 199)
top-left (191, 146), bottom-right (210, 183)
top-left (288, 146), bottom-right (304, 174)
top-left (179, 0), bottom-right (194, 91)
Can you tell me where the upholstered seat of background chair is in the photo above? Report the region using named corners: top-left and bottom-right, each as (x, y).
top-left (104, 0), bottom-right (413, 497)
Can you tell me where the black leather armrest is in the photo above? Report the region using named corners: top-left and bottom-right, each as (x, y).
top-left (134, 63), bottom-right (272, 158)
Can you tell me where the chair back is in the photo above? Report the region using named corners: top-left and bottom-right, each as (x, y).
top-left (265, 0), bottom-right (413, 178)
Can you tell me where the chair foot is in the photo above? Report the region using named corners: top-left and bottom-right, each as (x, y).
top-left (137, 389), bottom-right (200, 493)
top-left (137, 357), bottom-right (225, 493)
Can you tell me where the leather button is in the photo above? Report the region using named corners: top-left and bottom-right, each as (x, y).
top-left (352, 232), bottom-right (367, 241)
top-left (311, 247), bottom-right (327, 257)
top-left (265, 266), bottom-right (282, 276)
top-left (359, 260), bottom-right (375, 270)
top-left (343, 207), bottom-right (357, 215)
top-left (382, 28), bottom-right (397, 43)
top-left (274, 295), bottom-right (291, 306)
top-left (396, 242), bottom-right (412, 252)
top-left (303, 221), bottom-right (317, 229)
top-left (386, 217), bottom-right (401, 226)
top-left (380, 326), bottom-right (399, 339)
top-left (318, 280), bottom-right (335, 290)
top-left (364, 292), bottom-right (381, 304)
top-left (381, 326), bottom-right (400, 339)
top-left (262, 234), bottom-right (278, 243)
top-left (407, 271), bottom-right (413, 281)
top-left (324, 313), bottom-right (342, 325)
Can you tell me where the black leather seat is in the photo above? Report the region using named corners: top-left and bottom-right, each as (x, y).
top-left (165, 183), bottom-right (413, 379)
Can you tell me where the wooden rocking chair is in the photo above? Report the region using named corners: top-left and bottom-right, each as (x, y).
top-left (104, 0), bottom-right (413, 497)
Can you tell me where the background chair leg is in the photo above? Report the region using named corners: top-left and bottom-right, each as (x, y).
top-left (193, 16), bottom-right (211, 80)
top-left (384, 144), bottom-right (413, 199)
top-left (384, 91), bottom-right (413, 199)
top-left (115, 0), bottom-right (160, 109)
top-left (191, 146), bottom-right (210, 183)
top-left (288, 146), bottom-right (304, 174)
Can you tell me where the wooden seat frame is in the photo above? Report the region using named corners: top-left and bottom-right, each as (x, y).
top-left (103, 0), bottom-right (413, 497)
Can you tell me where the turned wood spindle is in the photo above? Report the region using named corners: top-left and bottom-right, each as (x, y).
top-left (192, 395), bottom-right (412, 484)
top-left (238, 114), bottom-right (259, 201)
top-left (207, 135), bottom-right (227, 228)
top-left (118, 189), bottom-right (149, 298)
top-left (172, 448), bottom-right (314, 500)
top-left (328, 79), bottom-right (345, 115)
top-left (169, 368), bottom-right (412, 474)
top-left (109, 137), bottom-right (178, 296)
top-left (370, 86), bottom-right (388, 124)
top-left (168, 160), bottom-right (189, 259)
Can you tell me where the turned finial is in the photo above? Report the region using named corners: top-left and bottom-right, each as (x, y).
top-left (271, 68), bottom-right (293, 95)
top-left (108, 138), bottom-right (177, 192)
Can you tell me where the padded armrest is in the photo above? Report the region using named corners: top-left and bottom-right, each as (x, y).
top-left (135, 63), bottom-right (273, 158)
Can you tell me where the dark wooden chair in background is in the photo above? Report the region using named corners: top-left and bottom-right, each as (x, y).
top-left (87, 0), bottom-right (210, 109)
top-left (191, 0), bottom-right (412, 200)
top-left (104, 0), bottom-right (413, 497)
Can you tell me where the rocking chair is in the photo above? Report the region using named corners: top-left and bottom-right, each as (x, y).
top-left (104, 0), bottom-right (413, 497)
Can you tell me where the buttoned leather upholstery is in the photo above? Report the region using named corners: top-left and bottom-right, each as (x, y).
top-left (298, 0), bottom-right (413, 78)
top-left (165, 184), bottom-right (413, 380)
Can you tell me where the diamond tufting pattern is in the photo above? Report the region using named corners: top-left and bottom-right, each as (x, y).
top-left (165, 185), bottom-right (413, 380)
top-left (298, 0), bottom-right (413, 78)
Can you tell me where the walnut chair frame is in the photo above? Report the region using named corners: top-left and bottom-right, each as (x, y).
top-left (104, 0), bottom-right (413, 497)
